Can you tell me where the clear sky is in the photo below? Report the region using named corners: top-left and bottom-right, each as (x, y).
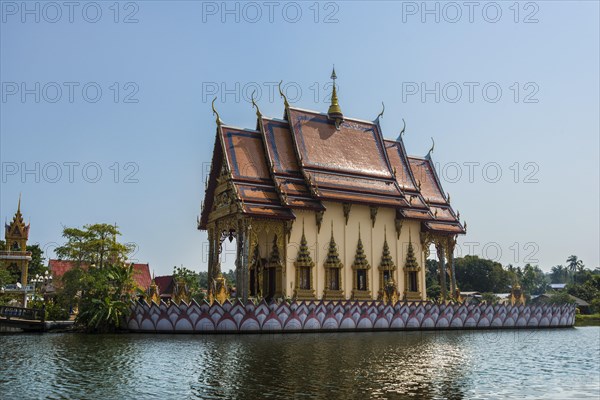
top-left (1, 1), bottom-right (598, 276)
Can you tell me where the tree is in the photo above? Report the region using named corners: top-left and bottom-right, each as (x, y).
top-left (74, 264), bottom-right (136, 332)
top-left (0, 268), bottom-right (12, 287)
top-left (481, 292), bottom-right (499, 304)
top-left (521, 264), bottom-right (547, 295)
top-left (56, 224), bottom-right (133, 268)
top-left (173, 266), bottom-right (204, 302)
top-left (52, 223), bottom-right (137, 331)
top-left (566, 255), bottom-right (584, 282)
top-left (550, 265), bottom-right (569, 283)
top-left (223, 269), bottom-right (237, 287)
top-left (454, 255), bottom-right (512, 293)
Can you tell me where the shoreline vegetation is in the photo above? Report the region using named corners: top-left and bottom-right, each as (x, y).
top-left (575, 313), bottom-right (600, 326)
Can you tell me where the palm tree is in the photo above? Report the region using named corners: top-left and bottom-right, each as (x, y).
top-left (566, 255), bottom-right (584, 283)
top-left (550, 265), bottom-right (568, 283)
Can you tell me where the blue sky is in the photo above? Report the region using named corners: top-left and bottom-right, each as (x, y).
top-left (1, 1), bottom-right (598, 275)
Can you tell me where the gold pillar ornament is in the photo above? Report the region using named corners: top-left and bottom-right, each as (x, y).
top-left (214, 273), bottom-right (229, 305)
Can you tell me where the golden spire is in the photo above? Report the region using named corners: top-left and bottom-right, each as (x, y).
top-left (327, 66), bottom-right (344, 127)
top-left (324, 221), bottom-right (341, 269)
top-left (295, 219), bottom-right (314, 268)
top-left (380, 226), bottom-right (395, 270)
top-left (269, 236), bottom-right (281, 265)
top-left (405, 229), bottom-right (418, 269)
top-left (17, 193), bottom-right (21, 214)
top-left (352, 224), bottom-right (370, 269)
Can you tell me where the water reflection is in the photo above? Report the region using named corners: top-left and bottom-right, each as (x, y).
top-left (1, 328), bottom-right (598, 399)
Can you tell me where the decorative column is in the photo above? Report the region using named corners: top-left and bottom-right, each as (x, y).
top-left (446, 236), bottom-right (457, 298)
top-left (207, 227), bottom-right (215, 299)
top-left (235, 221), bottom-right (243, 300)
top-left (242, 224), bottom-right (251, 302)
top-left (435, 239), bottom-right (447, 300)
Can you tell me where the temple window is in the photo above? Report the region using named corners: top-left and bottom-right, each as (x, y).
top-left (403, 233), bottom-right (422, 300)
top-left (351, 228), bottom-right (371, 300)
top-left (323, 224), bottom-right (344, 299)
top-left (356, 270), bottom-right (367, 290)
top-left (293, 223), bottom-right (315, 300)
top-left (378, 230), bottom-right (397, 301)
top-left (408, 271), bottom-right (418, 292)
top-left (299, 267), bottom-right (311, 290)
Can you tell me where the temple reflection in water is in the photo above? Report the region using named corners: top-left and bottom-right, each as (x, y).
top-left (199, 69), bottom-right (465, 303)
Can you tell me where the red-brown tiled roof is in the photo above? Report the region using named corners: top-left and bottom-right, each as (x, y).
top-left (199, 102), bottom-right (465, 236)
top-left (48, 259), bottom-right (152, 290)
top-left (154, 275), bottom-right (174, 296)
top-left (132, 263), bottom-right (151, 291)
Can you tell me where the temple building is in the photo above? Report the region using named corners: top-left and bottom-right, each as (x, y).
top-left (0, 196), bottom-right (32, 286)
top-left (198, 70), bottom-right (465, 302)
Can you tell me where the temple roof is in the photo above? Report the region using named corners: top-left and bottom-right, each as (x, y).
top-left (5, 196), bottom-right (30, 239)
top-left (199, 95), bottom-right (465, 236)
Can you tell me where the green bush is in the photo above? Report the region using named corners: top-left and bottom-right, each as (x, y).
top-left (547, 291), bottom-right (575, 305)
top-left (45, 302), bottom-right (70, 321)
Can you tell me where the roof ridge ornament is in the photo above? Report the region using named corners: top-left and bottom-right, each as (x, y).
top-left (397, 118), bottom-right (406, 141)
top-left (211, 97), bottom-right (222, 126)
top-left (278, 80), bottom-right (289, 109)
top-left (426, 137), bottom-right (435, 159)
top-left (251, 90), bottom-right (262, 118)
top-left (327, 66), bottom-right (344, 129)
top-left (376, 102), bottom-right (385, 121)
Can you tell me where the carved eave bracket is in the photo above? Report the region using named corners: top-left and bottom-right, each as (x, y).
top-left (395, 217), bottom-right (403, 240)
top-left (370, 206), bottom-right (378, 228)
top-left (284, 220), bottom-right (293, 243)
top-left (420, 231), bottom-right (433, 259)
top-left (315, 210), bottom-right (325, 233)
top-left (343, 203), bottom-right (351, 225)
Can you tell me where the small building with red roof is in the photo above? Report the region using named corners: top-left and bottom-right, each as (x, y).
top-left (48, 259), bottom-right (152, 291)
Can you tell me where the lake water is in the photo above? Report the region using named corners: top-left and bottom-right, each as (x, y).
top-left (1, 327), bottom-right (598, 399)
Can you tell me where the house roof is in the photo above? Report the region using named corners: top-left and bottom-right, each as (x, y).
top-left (48, 259), bottom-right (152, 291)
top-left (535, 293), bottom-right (590, 307)
top-left (549, 283), bottom-right (567, 289)
top-left (198, 101), bottom-right (465, 235)
top-left (154, 275), bottom-right (174, 296)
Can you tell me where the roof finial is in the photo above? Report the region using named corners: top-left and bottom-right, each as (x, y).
top-left (17, 193), bottom-right (21, 213)
top-left (376, 102), bottom-right (385, 121)
top-left (397, 119), bottom-right (406, 141)
top-left (327, 66), bottom-right (344, 129)
top-left (426, 137), bottom-right (435, 159)
top-left (251, 90), bottom-right (262, 118)
top-left (278, 80), bottom-right (289, 109)
top-left (211, 97), bottom-right (222, 126)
